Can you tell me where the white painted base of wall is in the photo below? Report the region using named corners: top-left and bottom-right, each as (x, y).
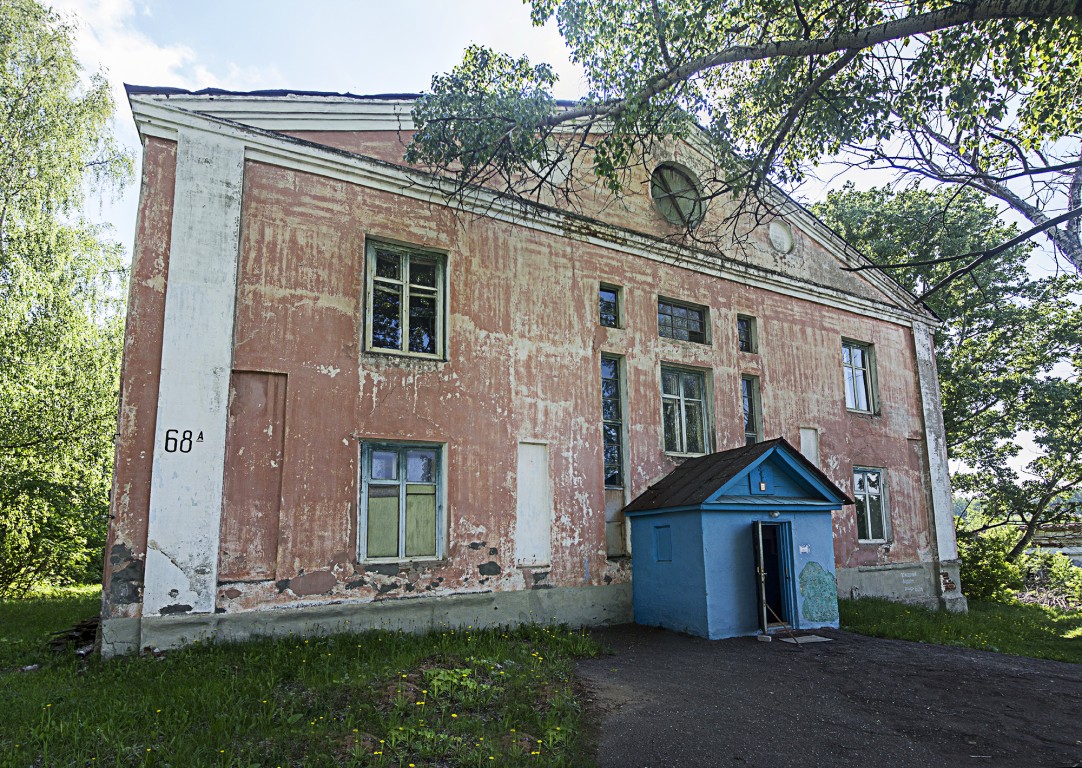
top-left (837, 560), bottom-right (968, 612)
top-left (100, 584), bottom-right (633, 657)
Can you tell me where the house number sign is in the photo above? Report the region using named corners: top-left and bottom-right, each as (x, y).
top-left (163, 429), bottom-right (204, 453)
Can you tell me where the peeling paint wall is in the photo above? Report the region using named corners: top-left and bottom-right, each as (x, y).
top-left (104, 112), bottom-right (948, 639)
top-left (103, 137), bottom-right (177, 620)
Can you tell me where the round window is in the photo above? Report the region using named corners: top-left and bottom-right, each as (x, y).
top-left (650, 163), bottom-right (705, 229)
top-left (768, 220), bottom-right (794, 253)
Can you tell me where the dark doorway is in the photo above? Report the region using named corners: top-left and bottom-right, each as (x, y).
top-left (753, 521), bottom-right (792, 633)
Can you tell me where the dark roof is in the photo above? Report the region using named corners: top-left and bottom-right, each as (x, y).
top-left (123, 85), bottom-right (581, 108)
top-left (623, 437), bottom-right (852, 513)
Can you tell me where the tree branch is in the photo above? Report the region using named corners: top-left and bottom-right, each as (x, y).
top-left (918, 205), bottom-right (1082, 300)
top-left (540, 0), bottom-right (1082, 129)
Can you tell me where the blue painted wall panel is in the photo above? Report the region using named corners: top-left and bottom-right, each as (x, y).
top-left (630, 510), bottom-right (708, 637)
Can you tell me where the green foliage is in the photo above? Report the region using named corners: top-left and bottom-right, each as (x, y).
top-left (0, 0), bottom-right (132, 595)
top-left (813, 185), bottom-right (1082, 463)
top-left (840, 596), bottom-right (1082, 664)
top-left (0, 594), bottom-right (602, 766)
top-left (406, 45), bottom-right (564, 189)
top-left (1019, 549), bottom-right (1082, 608)
top-left (956, 522), bottom-right (1025, 602)
top-left (409, 2), bottom-right (1082, 186)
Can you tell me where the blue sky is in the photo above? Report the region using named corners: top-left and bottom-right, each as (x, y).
top-left (53, 0), bottom-right (585, 249)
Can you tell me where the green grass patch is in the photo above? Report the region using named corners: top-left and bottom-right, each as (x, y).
top-left (0, 588), bottom-right (602, 767)
top-left (840, 597), bottom-right (1082, 664)
top-left (0, 584), bottom-right (100, 670)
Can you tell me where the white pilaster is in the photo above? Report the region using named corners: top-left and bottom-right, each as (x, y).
top-left (142, 129), bottom-right (245, 616)
top-left (912, 321), bottom-right (957, 562)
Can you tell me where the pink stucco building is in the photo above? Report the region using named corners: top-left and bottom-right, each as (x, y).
top-left (100, 87), bottom-right (964, 655)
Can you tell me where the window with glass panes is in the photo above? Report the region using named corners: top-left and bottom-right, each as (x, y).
top-left (737, 315), bottom-right (757, 353)
top-left (367, 242), bottom-right (444, 357)
top-left (853, 467), bottom-right (887, 541)
top-left (360, 444), bottom-right (441, 560)
top-left (599, 285), bottom-right (620, 328)
top-left (601, 356), bottom-right (624, 487)
top-left (658, 299), bottom-right (707, 344)
top-left (661, 366), bottom-right (708, 454)
top-left (842, 340), bottom-right (875, 412)
top-left (741, 375), bottom-right (761, 445)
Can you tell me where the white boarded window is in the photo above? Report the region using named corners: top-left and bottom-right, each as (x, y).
top-left (516, 442), bottom-right (551, 565)
top-left (800, 428), bottom-right (820, 467)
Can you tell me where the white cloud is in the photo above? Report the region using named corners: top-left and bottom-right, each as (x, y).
top-left (50, 0), bottom-right (282, 127)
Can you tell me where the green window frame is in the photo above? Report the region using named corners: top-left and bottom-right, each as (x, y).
top-left (360, 443), bottom-right (442, 561)
top-left (658, 298), bottom-right (708, 344)
top-left (599, 284), bottom-right (621, 328)
top-left (366, 241), bottom-right (446, 358)
top-left (842, 340), bottom-right (876, 412)
top-left (741, 375), bottom-right (762, 446)
top-left (737, 315), bottom-right (757, 353)
top-left (661, 366), bottom-right (709, 454)
top-left (601, 355), bottom-right (625, 487)
top-left (853, 467), bottom-right (888, 542)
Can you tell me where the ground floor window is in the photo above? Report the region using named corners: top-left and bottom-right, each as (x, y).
top-left (360, 443), bottom-right (441, 560)
top-left (853, 466), bottom-right (887, 541)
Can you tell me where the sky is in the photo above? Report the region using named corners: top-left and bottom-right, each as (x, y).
top-left (50, 0), bottom-right (586, 250)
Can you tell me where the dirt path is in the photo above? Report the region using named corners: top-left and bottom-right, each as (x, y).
top-left (576, 625), bottom-right (1082, 768)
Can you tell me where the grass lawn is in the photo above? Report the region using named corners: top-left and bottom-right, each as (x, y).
top-left (0, 587), bottom-right (602, 767)
top-left (840, 597), bottom-right (1082, 664)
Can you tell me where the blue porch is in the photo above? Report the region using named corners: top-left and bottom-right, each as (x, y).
top-left (625, 438), bottom-right (852, 639)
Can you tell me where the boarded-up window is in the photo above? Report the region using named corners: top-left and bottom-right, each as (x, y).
top-left (800, 427), bottom-right (820, 467)
top-left (360, 444), bottom-right (441, 560)
top-left (516, 442), bottom-right (551, 565)
top-left (219, 371), bottom-right (287, 581)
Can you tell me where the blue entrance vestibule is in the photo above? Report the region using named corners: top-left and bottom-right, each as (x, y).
top-left (624, 438), bottom-right (853, 639)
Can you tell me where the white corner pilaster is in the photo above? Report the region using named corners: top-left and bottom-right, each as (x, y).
top-left (912, 321), bottom-right (957, 562)
top-left (142, 129), bottom-right (245, 617)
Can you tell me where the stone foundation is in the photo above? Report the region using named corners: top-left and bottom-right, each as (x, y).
top-left (100, 583), bottom-right (632, 657)
top-left (837, 559), bottom-right (967, 613)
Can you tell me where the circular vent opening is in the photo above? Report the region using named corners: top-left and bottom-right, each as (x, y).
top-left (650, 163), bottom-right (705, 229)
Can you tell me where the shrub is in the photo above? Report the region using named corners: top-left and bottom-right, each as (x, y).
top-left (1016, 549), bottom-right (1082, 609)
top-left (957, 527), bottom-right (1024, 602)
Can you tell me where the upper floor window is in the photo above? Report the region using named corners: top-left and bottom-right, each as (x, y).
top-left (366, 242), bottom-right (445, 358)
top-left (601, 356), bottom-right (624, 487)
top-left (741, 375), bottom-right (762, 445)
top-left (650, 163), bottom-right (705, 229)
top-left (842, 340), bottom-right (876, 412)
top-left (360, 443), bottom-right (442, 561)
top-left (737, 315), bottom-right (757, 353)
top-left (599, 284), bottom-right (621, 328)
top-left (601, 355), bottom-right (628, 557)
top-left (662, 366), bottom-right (709, 454)
top-left (658, 298), bottom-right (708, 344)
top-left (853, 467), bottom-right (888, 542)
